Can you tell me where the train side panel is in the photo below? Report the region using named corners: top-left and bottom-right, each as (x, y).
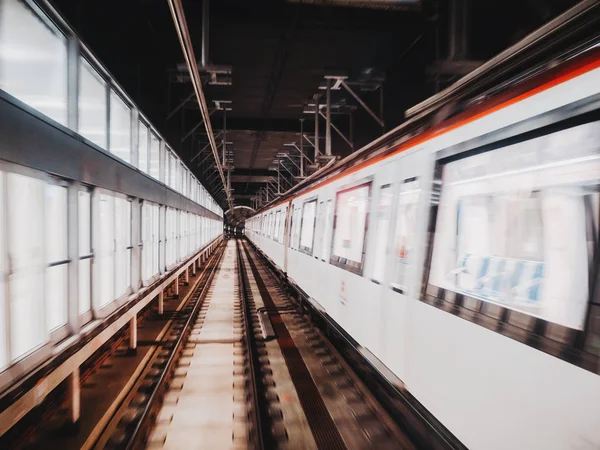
top-left (247, 56), bottom-right (600, 449)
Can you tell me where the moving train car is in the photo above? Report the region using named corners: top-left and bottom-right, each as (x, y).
top-left (246, 20), bottom-right (600, 450)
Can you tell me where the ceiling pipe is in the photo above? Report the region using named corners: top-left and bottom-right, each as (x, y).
top-left (286, 0), bottom-right (419, 10)
top-left (201, 0), bottom-right (210, 67)
top-left (167, 0), bottom-right (232, 209)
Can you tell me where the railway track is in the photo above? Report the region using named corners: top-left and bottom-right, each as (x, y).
top-left (17, 238), bottom-right (414, 449)
top-left (93, 245), bottom-right (226, 450)
top-left (143, 238), bottom-right (413, 449)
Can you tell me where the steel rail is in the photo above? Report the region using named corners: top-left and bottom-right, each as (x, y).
top-left (236, 240), bottom-right (272, 450)
top-left (122, 243), bottom-right (226, 449)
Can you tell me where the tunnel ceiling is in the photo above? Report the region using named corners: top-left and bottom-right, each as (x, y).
top-left (53, 0), bottom-right (580, 214)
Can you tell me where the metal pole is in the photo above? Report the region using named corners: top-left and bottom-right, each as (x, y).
top-left (291, 143), bottom-right (312, 165)
top-left (227, 154), bottom-right (231, 195)
top-left (277, 160), bottom-right (281, 194)
top-left (222, 108), bottom-right (227, 166)
top-left (349, 112), bottom-right (354, 148)
top-left (314, 95), bottom-right (320, 159)
top-left (129, 314), bottom-right (137, 351)
top-left (379, 84), bottom-right (384, 133)
top-left (325, 78), bottom-right (332, 156)
top-left (168, 0), bottom-right (231, 208)
top-left (299, 119), bottom-right (304, 177)
top-left (283, 154), bottom-right (301, 172)
top-left (201, 0), bottom-right (209, 67)
top-left (319, 111), bottom-right (352, 149)
top-left (302, 134), bottom-right (315, 149)
top-left (67, 368), bottom-right (80, 426)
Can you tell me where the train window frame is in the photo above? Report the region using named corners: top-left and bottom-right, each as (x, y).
top-left (78, 56), bottom-right (108, 149)
top-left (320, 199), bottom-right (333, 262)
top-left (330, 179), bottom-right (372, 276)
top-left (269, 212), bottom-right (275, 239)
top-left (390, 177), bottom-right (420, 294)
top-left (370, 183), bottom-right (393, 285)
top-left (291, 205), bottom-right (301, 250)
top-left (78, 185), bottom-right (94, 325)
top-left (299, 197), bottom-right (318, 256)
top-left (0, 164), bottom-right (54, 387)
top-left (279, 207), bottom-right (287, 243)
top-left (287, 206), bottom-right (294, 247)
top-left (274, 210), bottom-right (281, 242)
top-left (421, 119), bottom-right (600, 375)
top-left (109, 89), bottom-right (133, 164)
top-left (314, 200), bottom-right (325, 260)
top-left (45, 180), bottom-right (70, 341)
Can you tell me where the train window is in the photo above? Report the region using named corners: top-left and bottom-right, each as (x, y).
top-left (166, 207), bottom-right (178, 267)
top-left (0, 172), bottom-right (5, 369)
top-left (138, 122), bottom-right (149, 173)
top-left (7, 172), bottom-right (45, 361)
top-left (149, 133), bottom-right (160, 180)
top-left (267, 213), bottom-right (272, 239)
top-left (95, 193), bottom-right (116, 309)
top-left (371, 185), bottom-right (393, 283)
top-left (331, 182), bottom-right (371, 274)
top-left (141, 201), bottom-right (159, 284)
top-left (181, 166), bottom-right (187, 197)
top-left (300, 199), bottom-right (317, 254)
top-left (391, 179), bottom-right (420, 293)
top-left (286, 210), bottom-right (293, 245)
top-left (109, 90), bottom-right (132, 164)
top-left (180, 211), bottom-right (185, 257)
top-left (0, 0), bottom-right (68, 126)
top-left (265, 214), bottom-right (268, 237)
top-left (291, 206), bottom-right (301, 250)
top-left (78, 190), bottom-right (92, 317)
top-left (45, 184), bottom-right (69, 332)
top-left (428, 122), bottom-right (600, 330)
top-left (274, 211), bottom-right (281, 242)
top-left (79, 58), bottom-right (108, 149)
top-left (168, 152), bottom-right (178, 190)
top-left (321, 200), bottom-right (333, 261)
top-left (279, 209), bottom-right (286, 243)
top-left (114, 197), bottom-right (131, 298)
top-left (314, 201), bottom-right (324, 259)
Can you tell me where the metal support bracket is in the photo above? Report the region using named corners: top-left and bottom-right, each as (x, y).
top-left (318, 111), bottom-right (353, 149)
top-left (181, 108), bottom-right (218, 143)
top-left (339, 79), bottom-right (384, 128)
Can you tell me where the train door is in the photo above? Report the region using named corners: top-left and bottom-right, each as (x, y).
top-left (380, 147), bottom-right (434, 381)
top-left (361, 161), bottom-right (395, 360)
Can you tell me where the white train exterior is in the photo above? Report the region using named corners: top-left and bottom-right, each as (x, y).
top-left (247, 46), bottom-right (600, 449)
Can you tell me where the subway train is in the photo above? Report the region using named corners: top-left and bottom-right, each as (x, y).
top-left (246, 43), bottom-right (600, 448)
